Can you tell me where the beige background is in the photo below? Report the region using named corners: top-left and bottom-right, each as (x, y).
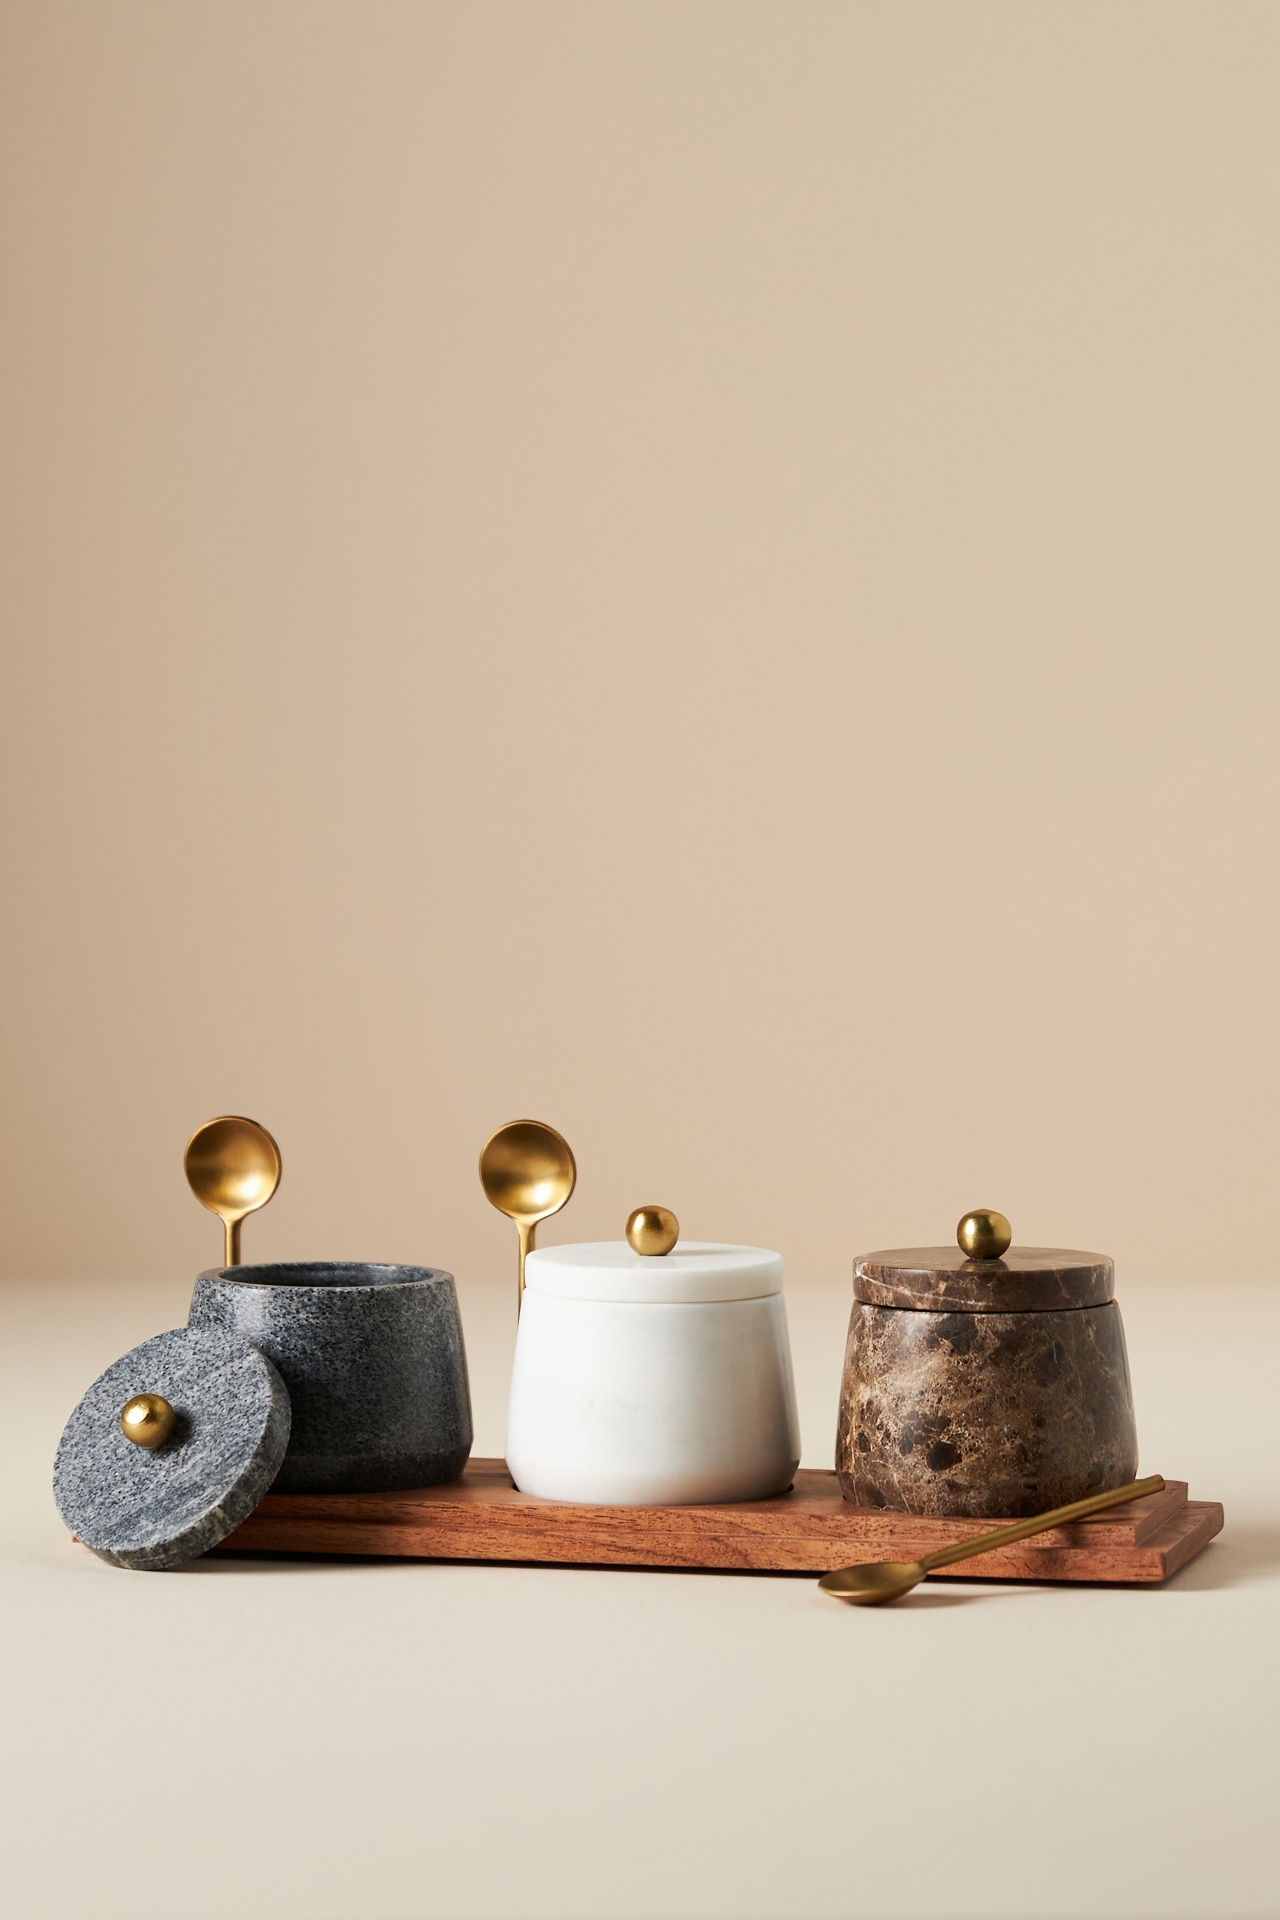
top-left (3, 14), bottom-right (1279, 1920)
top-left (3, 0), bottom-right (1279, 1296)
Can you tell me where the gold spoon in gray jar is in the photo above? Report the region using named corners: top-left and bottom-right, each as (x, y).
top-left (819, 1474), bottom-right (1166, 1606)
top-left (184, 1115), bottom-right (282, 1266)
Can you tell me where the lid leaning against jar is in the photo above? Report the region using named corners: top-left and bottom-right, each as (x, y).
top-left (855, 1209), bottom-right (1114, 1315)
top-left (53, 1325), bottom-right (291, 1570)
top-left (525, 1240), bottom-right (784, 1305)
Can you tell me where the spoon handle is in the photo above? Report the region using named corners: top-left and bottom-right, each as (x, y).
top-left (517, 1219), bottom-right (535, 1310)
top-left (920, 1474), bottom-right (1166, 1572)
top-left (225, 1216), bottom-right (241, 1267)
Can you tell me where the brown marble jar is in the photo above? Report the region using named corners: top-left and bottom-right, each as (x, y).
top-left (835, 1246), bottom-right (1138, 1518)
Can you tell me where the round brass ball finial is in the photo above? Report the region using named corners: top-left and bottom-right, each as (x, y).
top-left (626, 1206), bottom-right (679, 1257)
top-left (120, 1393), bottom-right (178, 1450)
top-left (957, 1209), bottom-right (1012, 1262)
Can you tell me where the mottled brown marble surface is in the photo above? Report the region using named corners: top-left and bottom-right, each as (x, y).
top-left (853, 1246), bottom-right (1114, 1312)
top-left (836, 1299), bottom-right (1138, 1518)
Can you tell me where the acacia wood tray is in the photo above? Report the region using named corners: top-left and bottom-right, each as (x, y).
top-left (217, 1460), bottom-right (1223, 1583)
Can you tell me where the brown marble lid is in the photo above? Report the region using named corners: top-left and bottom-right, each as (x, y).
top-left (852, 1246), bottom-right (1114, 1313)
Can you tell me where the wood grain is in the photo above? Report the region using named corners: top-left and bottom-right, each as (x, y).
top-left (216, 1461), bottom-right (1223, 1584)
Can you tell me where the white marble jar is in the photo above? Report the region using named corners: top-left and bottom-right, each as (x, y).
top-left (505, 1241), bottom-right (801, 1505)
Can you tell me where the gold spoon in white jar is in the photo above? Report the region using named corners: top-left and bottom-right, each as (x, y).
top-left (819, 1474), bottom-right (1165, 1606)
top-left (479, 1119), bottom-right (577, 1309)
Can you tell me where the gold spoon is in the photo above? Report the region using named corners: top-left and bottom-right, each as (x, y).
top-left (819, 1473), bottom-right (1166, 1606)
top-left (184, 1115), bottom-right (282, 1267)
top-left (479, 1119), bottom-right (577, 1309)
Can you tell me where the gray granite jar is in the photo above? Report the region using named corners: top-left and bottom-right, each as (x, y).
top-left (835, 1244), bottom-right (1138, 1519)
top-left (189, 1263), bottom-right (472, 1494)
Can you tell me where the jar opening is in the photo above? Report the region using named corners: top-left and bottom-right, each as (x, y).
top-left (212, 1261), bottom-right (444, 1291)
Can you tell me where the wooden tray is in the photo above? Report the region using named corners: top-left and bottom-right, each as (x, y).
top-left (218, 1460), bottom-right (1223, 1584)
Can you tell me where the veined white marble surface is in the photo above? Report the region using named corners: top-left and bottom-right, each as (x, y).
top-left (2, 1273), bottom-right (1277, 1920)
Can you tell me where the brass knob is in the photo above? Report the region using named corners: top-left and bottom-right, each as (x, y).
top-left (626, 1206), bottom-right (679, 1257)
top-left (957, 1209), bottom-right (1012, 1261)
top-left (120, 1394), bottom-right (178, 1449)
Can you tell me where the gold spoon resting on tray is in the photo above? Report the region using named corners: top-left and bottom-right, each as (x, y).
top-left (819, 1474), bottom-right (1166, 1606)
top-left (479, 1119), bottom-right (577, 1309)
top-left (184, 1115), bottom-right (282, 1266)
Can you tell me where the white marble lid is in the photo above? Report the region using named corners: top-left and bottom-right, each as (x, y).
top-left (523, 1241), bottom-right (784, 1304)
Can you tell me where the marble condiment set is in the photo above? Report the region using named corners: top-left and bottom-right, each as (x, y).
top-left (53, 1121), bottom-right (1140, 1569)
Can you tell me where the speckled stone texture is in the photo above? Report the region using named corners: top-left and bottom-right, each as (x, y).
top-left (53, 1327), bottom-right (290, 1570)
top-left (189, 1263), bottom-right (473, 1494)
top-left (836, 1300), bottom-right (1138, 1517)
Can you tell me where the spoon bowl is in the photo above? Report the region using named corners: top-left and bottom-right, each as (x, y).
top-left (184, 1116), bottom-right (282, 1266)
top-left (479, 1120), bottom-right (576, 1307)
top-left (818, 1559), bottom-right (925, 1606)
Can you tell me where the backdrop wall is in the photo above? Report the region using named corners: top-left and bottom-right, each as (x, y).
top-left (2, 0), bottom-right (1277, 1290)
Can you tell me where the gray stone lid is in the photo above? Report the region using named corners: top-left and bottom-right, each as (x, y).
top-left (53, 1326), bottom-right (290, 1570)
top-left (852, 1246), bottom-right (1114, 1313)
